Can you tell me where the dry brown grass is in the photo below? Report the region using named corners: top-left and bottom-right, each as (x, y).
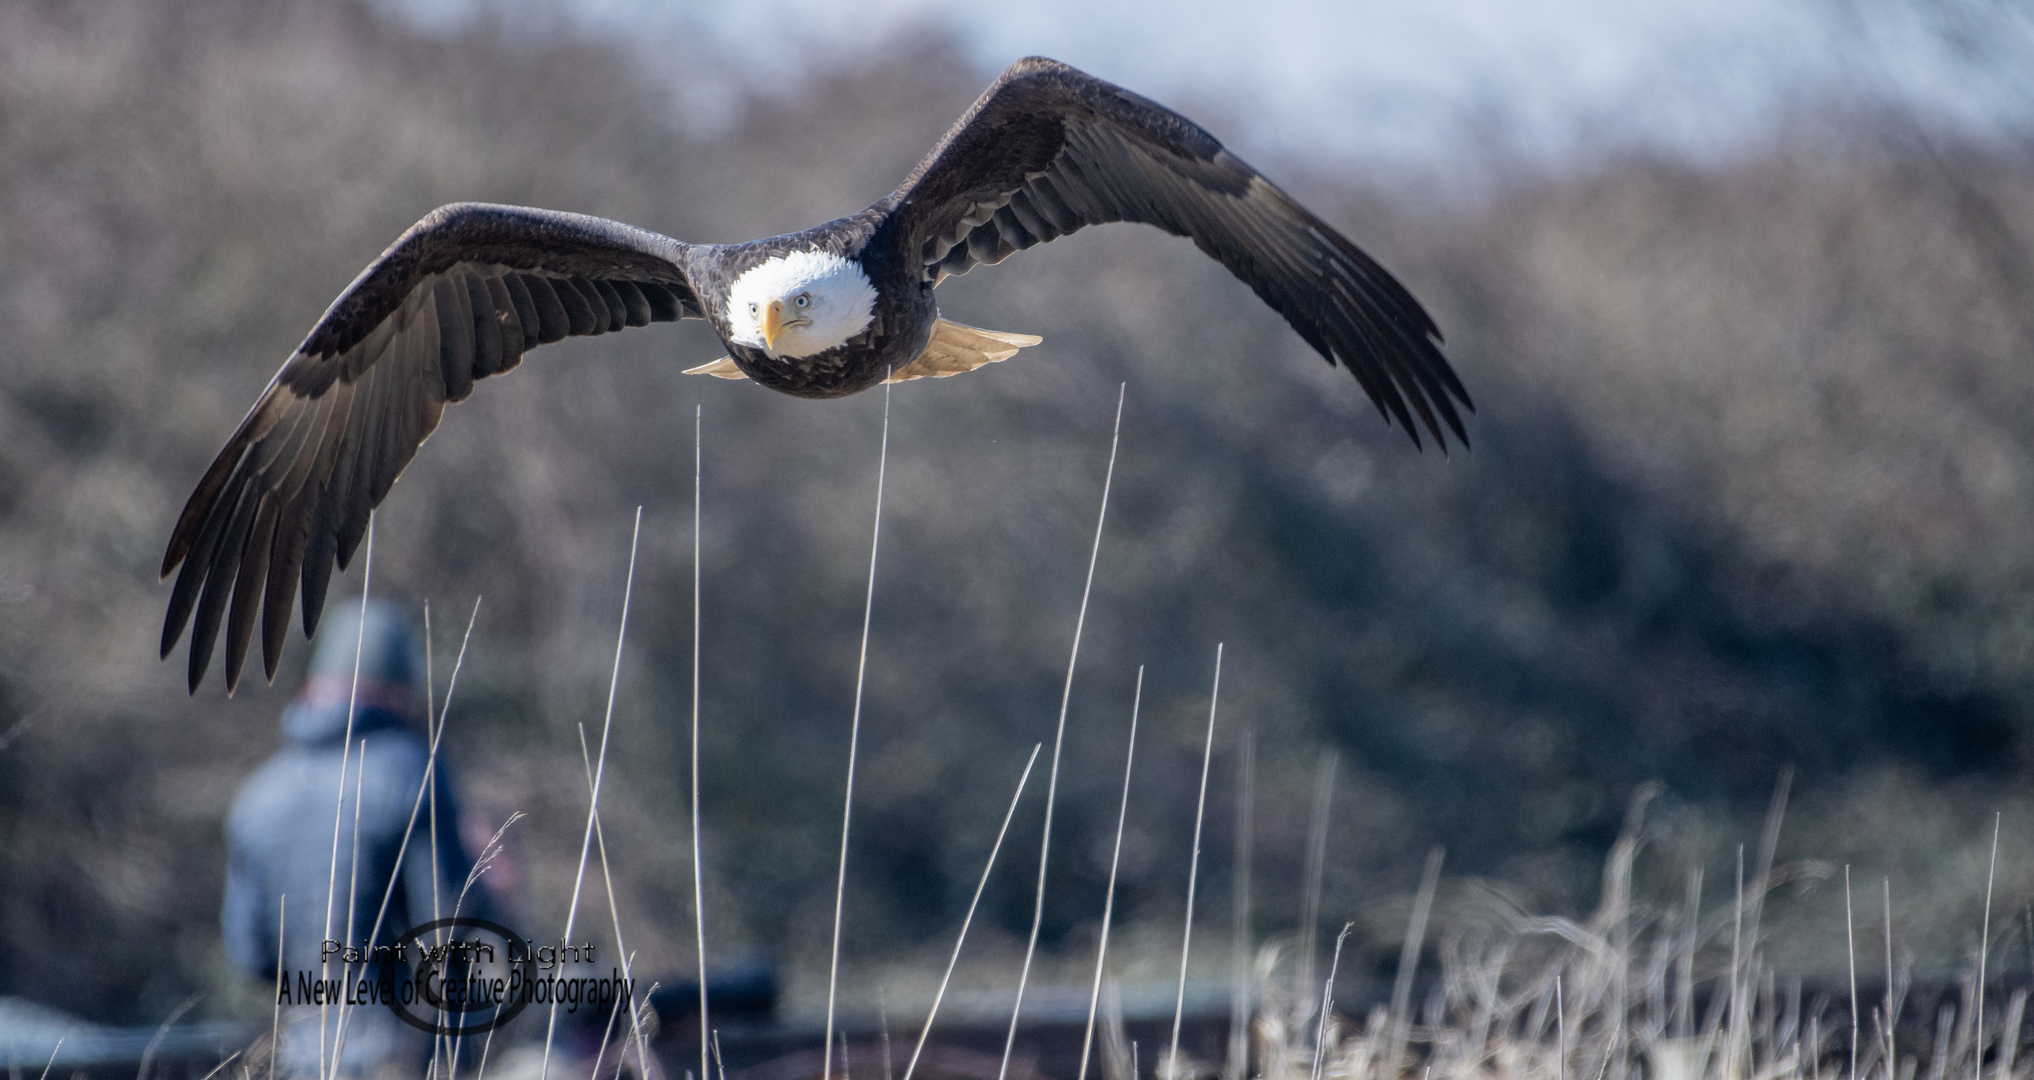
top-left (1187, 802), bottom-right (2021, 1080)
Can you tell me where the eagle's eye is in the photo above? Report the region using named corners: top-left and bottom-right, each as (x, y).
top-left (747, 301), bottom-right (758, 317)
top-left (794, 293), bottom-right (811, 309)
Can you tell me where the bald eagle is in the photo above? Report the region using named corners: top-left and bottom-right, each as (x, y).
top-left (162, 57), bottom-right (1473, 693)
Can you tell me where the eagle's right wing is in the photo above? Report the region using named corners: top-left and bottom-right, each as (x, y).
top-left (162, 203), bottom-right (704, 693)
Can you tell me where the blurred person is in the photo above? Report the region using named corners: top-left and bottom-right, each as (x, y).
top-left (221, 600), bottom-right (493, 1079)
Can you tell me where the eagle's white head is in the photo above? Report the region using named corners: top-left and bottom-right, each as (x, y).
top-left (725, 250), bottom-right (878, 358)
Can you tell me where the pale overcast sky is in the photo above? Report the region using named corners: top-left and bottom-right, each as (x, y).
top-left (391, 0), bottom-right (2032, 169)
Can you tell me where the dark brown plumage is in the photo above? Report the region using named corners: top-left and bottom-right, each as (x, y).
top-left (162, 56), bottom-right (1472, 693)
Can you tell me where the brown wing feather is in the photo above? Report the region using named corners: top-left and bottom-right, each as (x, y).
top-left (880, 57), bottom-right (1471, 449)
top-left (163, 203), bottom-right (703, 693)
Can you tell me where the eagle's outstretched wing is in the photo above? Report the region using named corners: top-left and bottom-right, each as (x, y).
top-left (880, 57), bottom-right (1470, 448)
top-left (162, 203), bottom-right (703, 693)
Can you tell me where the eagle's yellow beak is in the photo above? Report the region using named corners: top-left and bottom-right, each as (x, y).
top-left (762, 299), bottom-right (785, 350)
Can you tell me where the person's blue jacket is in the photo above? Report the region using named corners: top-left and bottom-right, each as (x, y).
top-left (222, 602), bottom-right (490, 979)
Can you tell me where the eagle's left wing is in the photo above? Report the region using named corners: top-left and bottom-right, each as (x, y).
top-left (880, 57), bottom-right (1471, 449)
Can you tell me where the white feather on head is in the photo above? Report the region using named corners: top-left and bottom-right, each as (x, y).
top-left (725, 250), bottom-right (877, 358)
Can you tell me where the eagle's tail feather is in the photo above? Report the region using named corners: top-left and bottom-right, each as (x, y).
top-left (887, 319), bottom-right (1041, 382)
top-left (682, 356), bottom-right (749, 379)
top-left (679, 319), bottom-right (1040, 384)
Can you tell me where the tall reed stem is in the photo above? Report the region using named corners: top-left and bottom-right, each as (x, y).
top-left (903, 745), bottom-right (1042, 1080)
top-left (321, 513), bottom-right (373, 1080)
top-left (1002, 384), bottom-right (1127, 1080)
top-left (1079, 669), bottom-right (1144, 1080)
top-left (1226, 727), bottom-right (1255, 1080)
top-left (1168, 643), bottom-right (1224, 1080)
top-left (825, 381), bottom-right (893, 1080)
top-left (541, 507), bottom-right (643, 1080)
top-left (692, 404), bottom-right (711, 1080)
top-left (1978, 813), bottom-right (2000, 1080)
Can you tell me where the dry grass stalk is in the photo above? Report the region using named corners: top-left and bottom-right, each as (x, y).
top-left (1166, 643), bottom-right (1225, 1080)
top-left (322, 514), bottom-right (375, 1080)
top-left (826, 381), bottom-right (894, 1080)
top-left (1004, 384), bottom-right (1128, 1080)
top-left (905, 745), bottom-right (1043, 1080)
top-left (1080, 669), bottom-right (1145, 1080)
top-left (692, 404), bottom-right (710, 1080)
top-left (329, 597), bottom-right (484, 1079)
top-left (543, 506), bottom-right (644, 1080)
top-left (1297, 755), bottom-right (1339, 1025)
top-left (1977, 815), bottom-right (2000, 1080)
top-left (1849, 869), bottom-right (1860, 1080)
top-left (1232, 727), bottom-right (1258, 1080)
top-left (575, 725), bottom-right (656, 1080)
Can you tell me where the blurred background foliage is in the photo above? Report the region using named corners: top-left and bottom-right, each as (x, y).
top-left (3, 0), bottom-right (2034, 1029)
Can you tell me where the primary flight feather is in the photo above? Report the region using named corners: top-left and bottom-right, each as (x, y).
top-left (162, 57), bottom-right (1474, 693)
